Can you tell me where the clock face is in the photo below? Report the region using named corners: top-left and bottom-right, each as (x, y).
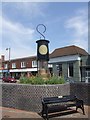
top-left (39, 45), bottom-right (48, 55)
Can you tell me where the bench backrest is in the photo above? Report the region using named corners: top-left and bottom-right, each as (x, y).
top-left (42, 95), bottom-right (77, 104)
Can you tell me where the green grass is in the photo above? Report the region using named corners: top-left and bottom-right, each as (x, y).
top-left (19, 76), bottom-right (66, 85)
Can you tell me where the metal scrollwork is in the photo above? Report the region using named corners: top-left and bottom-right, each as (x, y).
top-left (36, 24), bottom-right (46, 39)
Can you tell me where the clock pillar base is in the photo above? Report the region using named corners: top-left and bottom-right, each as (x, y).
top-left (38, 69), bottom-right (50, 80)
top-left (38, 61), bottom-right (50, 80)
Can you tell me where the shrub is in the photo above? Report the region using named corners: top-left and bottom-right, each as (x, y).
top-left (19, 76), bottom-right (66, 84)
top-left (45, 76), bottom-right (66, 84)
top-left (19, 77), bottom-right (32, 84)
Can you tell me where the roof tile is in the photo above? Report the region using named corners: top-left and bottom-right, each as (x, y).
top-left (50, 45), bottom-right (88, 58)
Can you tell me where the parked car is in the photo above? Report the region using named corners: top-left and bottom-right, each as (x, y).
top-left (2, 76), bottom-right (17, 83)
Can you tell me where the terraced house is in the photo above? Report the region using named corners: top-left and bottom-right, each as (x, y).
top-left (2, 56), bottom-right (37, 79)
top-left (1, 45), bottom-right (90, 82)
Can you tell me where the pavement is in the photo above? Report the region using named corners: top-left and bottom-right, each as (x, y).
top-left (1, 107), bottom-right (41, 119)
top-left (0, 105), bottom-right (90, 119)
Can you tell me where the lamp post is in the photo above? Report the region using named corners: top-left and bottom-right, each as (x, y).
top-left (6, 47), bottom-right (10, 76)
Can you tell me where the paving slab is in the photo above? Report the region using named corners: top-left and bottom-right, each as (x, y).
top-left (0, 105), bottom-right (90, 119)
top-left (1, 107), bottom-right (41, 118)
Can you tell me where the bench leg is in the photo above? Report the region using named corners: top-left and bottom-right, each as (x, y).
top-left (76, 106), bottom-right (85, 115)
top-left (46, 109), bottom-right (49, 120)
top-left (41, 111), bottom-right (44, 117)
top-left (82, 106), bottom-right (85, 115)
top-left (76, 100), bottom-right (85, 115)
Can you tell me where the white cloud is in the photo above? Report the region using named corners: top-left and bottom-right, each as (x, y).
top-left (2, 2), bottom-right (45, 20)
top-left (1, 15), bottom-right (36, 60)
top-left (15, 2), bottom-right (45, 18)
top-left (65, 9), bottom-right (88, 51)
top-left (1, 2), bottom-right (47, 60)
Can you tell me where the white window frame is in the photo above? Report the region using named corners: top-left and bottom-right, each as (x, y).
top-left (32, 60), bottom-right (37, 67)
top-left (12, 63), bottom-right (16, 68)
top-left (21, 62), bottom-right (26, 68)
top-left (85, 71), bottom-right (90, 83)
top-left (4, 63), bottom-right (8, 69)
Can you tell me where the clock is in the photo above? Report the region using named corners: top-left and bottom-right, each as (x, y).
top-left (36, 39), bottom-right (49, 60)
top-left (39, 45), bottom-right (48, 55)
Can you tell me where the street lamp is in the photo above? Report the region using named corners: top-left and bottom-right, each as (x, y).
top-left (6, 47), bottom-right (11, 76)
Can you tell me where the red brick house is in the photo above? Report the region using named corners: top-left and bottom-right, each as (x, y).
top-left (2, 56), bottom-right (37, 79)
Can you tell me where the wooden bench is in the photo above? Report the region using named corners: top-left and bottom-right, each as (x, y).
top-left (41, 95), bottom-right (85, 120)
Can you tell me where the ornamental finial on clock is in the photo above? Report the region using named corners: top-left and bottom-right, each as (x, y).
top-left (36, 24), bottom-right (46, 40)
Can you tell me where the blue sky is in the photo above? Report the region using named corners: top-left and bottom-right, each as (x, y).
top-left (1, 2), bottom-right (88, 59)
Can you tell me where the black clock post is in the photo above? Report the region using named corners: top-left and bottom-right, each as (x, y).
top-left (36, 24), bottom-right (50, 79)
top-left (36, 39), bottom-right (50, 79)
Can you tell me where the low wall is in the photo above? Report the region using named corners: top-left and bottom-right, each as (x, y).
top-left (2, 83), bottom-right (89, 113)
top-left (70, 83), bottom-right (90, 106)
top-left (2, 83), bottom-right (70, 112)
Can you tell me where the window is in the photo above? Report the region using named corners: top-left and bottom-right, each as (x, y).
top-left (68, 63), bottom-right (73, 77)
top-left (32, 60), bottom-right (37, 67)
top-left (21, 62), bottom-right (26, 68)
top-left (59, 64), bottom-right (62, 76)
top-left (85, 71), bottom-right (90, 83)
top-left (4, 64), bottom-right (8, 69)
top-left (12, 63), bottom-right (16, 68)
top-left (56, 64), bottom-right (62, 76)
